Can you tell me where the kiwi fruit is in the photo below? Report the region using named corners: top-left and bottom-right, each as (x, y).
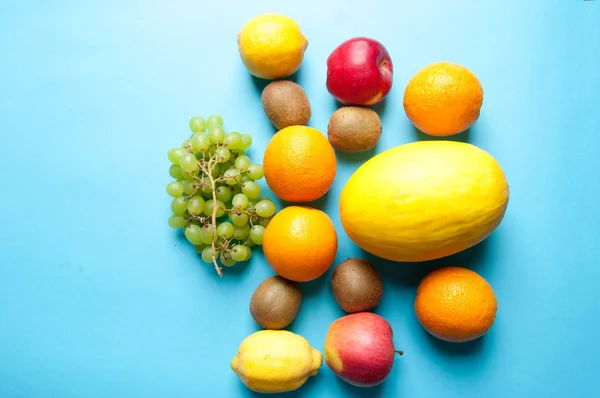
top-left (327, 106), bottom-right (382, 153)
top-left (249, 276), bottom-right (302, 329)
top-left (331, 258), bottom-right (383, 313)
top-left (261, 81), bottom-right (311, 130)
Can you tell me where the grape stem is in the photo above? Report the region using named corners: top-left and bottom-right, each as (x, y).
top-left (198, 153), bottom-right (222, 278)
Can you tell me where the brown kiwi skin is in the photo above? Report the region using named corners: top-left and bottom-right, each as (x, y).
top-left (249, 276), bottom-right (302, 329)
top-left (331, 258), bottom-right (383, 313)
top-left (327, 106), bottom-right (382, 153)
top-left (261, 81), bottom-right (311, 130)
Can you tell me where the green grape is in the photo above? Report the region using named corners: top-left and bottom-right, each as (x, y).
top-left (204, 200), bottom-right (226, 217)
top-left (255, 200), bottom-right (276, 218)
top-left (203, 200), bottom-right (214, 216)
top-left (181, 139), bottom-right (192, 152)
top-left (201, 178), bottom-right (213, 194)
top-left (169, 164), bottom-right (183, 179)
top-left (191, 132), bottom-right (210, 152)
top-left (233, 224), bottom-right (251, 240)
top-left (240, 134), bottom-right (253, 149)
top-left (240, 174), bottom-right (253, 183)
top-left (194, 244), bottom-right (207, 253)
top-left (201, 246), bottom-right (219, 263)
top-left (217, 148), bottom-right (231, 163)
top-left (219, 162), bottom-right (232, 176)
top-left (220, 253), bottom-right (236, 267)
top-left (215, 185), bottom-right (232, 203)
top-left (250, 225), bottom-right (265, 245)
top-left (171, 197), bottom-right (188, 215)
top-left (207, 114), bottom-right (224, 127)
top-left (208, 126), bottom-right (225, 144)
top-left (223, 169), bottom-right (242, 185)
top-left (185, 224), bottom-right (204, 245)
top-left (231, 212), bottom-right (249, 227)
top-left (208, 146), bottom-right (217, 157)
top-left (183, 166), bottom-right (199, 180)
top-left (180, 153), bottom-right (199, 173)
top-left (231, 245), bottom-right (248, 262)
top-left (224, 132), bottom-right (242, 149)
top-left (200, 224), bottom-right (215, 244)
top-left (244, 245), bottom-right (252, 260)
top-left (242, 181), bottom-right (261, 199)
top-left (181, 180), bottom-right (195, 195)
top-left (231, 184), bottom-right (242, 196)
top-left (234, 155), bottom-right (251, 171)
top-left (166, 181), bottom-right (184, 197)
top-left (246, 200), bottom-right (257, 214)
top-left (189, 116), bottom-right (208, 133)
top-left (217, 221), bottom-right (234, 239)
top-left (259, 217), bottom-right (272, 228)
top-left (215, 200), bottom-right (226, 217)
top-left (210, 163), bottom-right (220, 178)
top-left (231, 150), bottom-right (246, 159)
top-left (187, 196), bottom-right (205, 215)
top-left (232, 193), bottom-right (249, 209)
top-left (247, 164), bottom-right (264, 180)
top-left (168, 215), bottom-right (187, 229)
top-left (168, 148), bottom-right (185, 164)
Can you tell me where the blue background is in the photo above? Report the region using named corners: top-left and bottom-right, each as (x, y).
top-left (1, 0), bottom-right (599, 397)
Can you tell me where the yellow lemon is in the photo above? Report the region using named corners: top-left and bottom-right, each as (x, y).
top-left (231, 330), bottom-right (322, 393)
top-left (340, 141), bottom-right (509, 262)
top-left (237, 14), bottom-right (308, 80)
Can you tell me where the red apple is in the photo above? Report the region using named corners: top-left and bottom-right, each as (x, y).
top-left (324, 312), bottom-right (402, 387)
top-left (326, 37), bottom-right (393, 106)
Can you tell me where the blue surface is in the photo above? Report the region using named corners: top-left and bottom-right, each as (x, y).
top-left (1, 1), bottom-right (599, 397)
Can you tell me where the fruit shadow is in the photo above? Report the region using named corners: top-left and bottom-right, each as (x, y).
top-left (221, 257), bottom-right (252, 277)
top-left (422, 327), bottom-right (486, 356)
top-left (297, 268), bottom-right (331, 300)
top-left (244, 372), bottom-right (320, 398)
top-left (361, 237), bottom-right (492, 287)
top-left (411, 122), bottom-right (472, 143)
top-left (333, 377), bottom-right (387, 398)
top-left (333, 97), bottom-right (388, 118)
top-left (243, 374), bottom-right (386, 398)
top-left (250, 69), bottom-right (303, 93)
top-left (335, 147), bottom-right (378, 165)
top-left (280, 191), bottom-right (331, 213)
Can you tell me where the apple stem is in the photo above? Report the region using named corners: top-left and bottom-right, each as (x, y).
top-left (395, 350), bottom-right (404, 356)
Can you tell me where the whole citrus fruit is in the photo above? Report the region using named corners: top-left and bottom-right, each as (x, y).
top-left (237, 14), bottom-right (308, 80)
top-left (231, 330), bottom-right (322, 393)
top-left (403, 62), bottom-right (483, 136)
top-left (339, 141), bottom-right (509, 262)
top-left (263, 206), bottom-right (337, 282)
top-left (415, 267), bottom-right (498, 343)
top-left (264, 126), bottom-right (336, 203)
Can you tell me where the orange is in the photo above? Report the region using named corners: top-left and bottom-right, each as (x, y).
top-left (403, 62), bottom-right (483, 136)
top-left (414, 267), bottom-right (497, 343)
top-left (263, 206), bottom-right (337, 282)
top-left (263, 126), bottom-right (336, 203)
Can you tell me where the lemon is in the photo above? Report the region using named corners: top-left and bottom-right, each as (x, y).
top-left (340, 141), bottom-right (509, 262)
top-left (231, 330), bottom-right (322, 393)
top-left (237, 14), bottom-right (308, 80)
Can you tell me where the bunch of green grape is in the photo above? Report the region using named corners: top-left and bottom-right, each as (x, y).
top-left (166, 114), bottom-right (277, 276)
